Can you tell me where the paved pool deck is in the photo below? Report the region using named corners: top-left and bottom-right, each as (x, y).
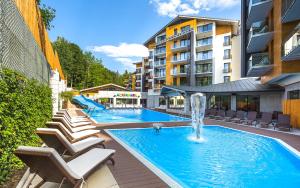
top-left (75, 109), bottom-right (300, 188)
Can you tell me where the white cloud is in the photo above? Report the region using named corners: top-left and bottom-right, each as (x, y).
top-left (89, 43), bottom-right (148, 69)
top-left (150, 0), bottom-right (239, 18)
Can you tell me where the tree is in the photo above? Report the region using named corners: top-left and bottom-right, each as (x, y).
top-left (36, 0), bottom-right (56, 30)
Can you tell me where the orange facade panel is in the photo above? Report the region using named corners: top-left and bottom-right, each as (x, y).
top-left (14, 0), bottom-right (65, 80)
top-left (283, 99), bottom-right (300, 128)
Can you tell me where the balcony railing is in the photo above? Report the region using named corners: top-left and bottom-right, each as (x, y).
top-left (154, 60), bottom-right (166, 67)
top-left (171, 44), bottom-right (190, 52)
top-left (154, 72), bottom-right (166, 78)
top-left (247, 52), bottom-right (273, 76)
top-left (171, 56), bottom-right (191, 64)
top-left (282, 0), bottom-right (300, 23)
top-left (168, 28), bottom-right (193, 41)
top-left (171, 68), bottom-right (187, 76)
top-left (196, 69), bottom-right (212, 74)
top-left (154, 49), bottom-right (166, 56)
top-left (247, 0), bottom-right (273, 28)
top-left (282, 25), bottom-right (300, 61)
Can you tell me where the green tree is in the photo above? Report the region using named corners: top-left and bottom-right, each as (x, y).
top-left (36, 0), bottom-right (56, 30)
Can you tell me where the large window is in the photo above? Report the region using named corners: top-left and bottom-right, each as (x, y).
top-left (224, 63), bottom-right (231, 73)
top-left (180, 39), bottom-right (190, 47)
top-left (224, 76), bottom-right (231, 83)
top-left (196, 77), bottom-right (212, 86)
top-left (197, 37), bottom-right (212, 46)
top-left (224, 36), bottom-right (231, 46)
top-left (236, 95), bottom-right (260, 112)
top-left (209, 95), bottom-right (231, 110)
top-left (196, 50), bottom-right (213, 60)
top-left (198, 23), bottom-right (213, 33)
top-left (181, 25), bottom-right (191, 33)
top-left (180, 77), bottom-right (187, 86)
top-left (224, 49), bottom-right (231, 59)
top-left (196, 64), bottom-right (212, 73)
top-left (180, 52), bottom-right (190, 60)
top-left (288, 90), bottom-right (300, 99)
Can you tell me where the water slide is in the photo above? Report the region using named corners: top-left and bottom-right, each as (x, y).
top-left (72, 95), bottom-right (105, 111)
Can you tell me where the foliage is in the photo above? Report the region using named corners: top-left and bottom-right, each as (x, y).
top-left (52, 37), bottom-right (131, 89)
top-left (0, 69), bottom-right (52, 183)
top-left (60, 91), bottom-right (74, 102)
top-left (36, 0), bottom-right (56, 30)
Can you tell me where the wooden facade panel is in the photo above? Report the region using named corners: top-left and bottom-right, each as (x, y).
top-left (283, 99), bottom-right (300, 128)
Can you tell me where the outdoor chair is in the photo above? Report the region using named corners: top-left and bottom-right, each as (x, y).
top-left (230, 111), bottom-right (245, 123)
top-left (36, 128), bottom-right (105, 157)
top-left (46, 122), bottom-right (100, 143)
top-left (52, 117), bottom-right (95, 133)
top-left (15, 146), bottom-right (115, 187)
top-left (58, 109), bottom-right (87, 119)
top-left (55, 111), bottom-right (89, 123)
top-left (243, 111), bottom-right (257, 126)
top-left (256, 112), bottom-right (273, 128)
top-left (224, 110), bottom-right (236, 122)
top-left (214, 110), bottom-right (226, 120)
top-left (208, 109), bottom-right (217, 119)
top-left (273, 114), bottom-right (292, 131)
top-left (205, 109), bottom-right (211, 117)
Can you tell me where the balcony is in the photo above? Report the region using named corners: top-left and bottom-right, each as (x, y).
top-left (170, 68), bottom-right (187, 77)
top-left (196, 44), bottom-right (213, 52)
top-left (247, 22), bottom-right (274, 53)
top-left (168, 28), bottom-right (193, 41)
top-left (247, 52), bottom-right (273, 77)
top-left (171, 44), bottom-right (190, 53)
top-left (195, 69), bottom-right (213, 75)
top-left (154, 60), bottom-right (166, 67)
top-left (195, 57), bottom-right (213, 63)
top-left (246, 0), bottom-right (273, 29)
top-left (282, 0), bottom-right (300, 23)
top-left (282, 24), bottom-right (300, 61)
top-left (223, 54), bottom-right (232, 60)
top-left (136, 68), bottom-right (142, 74)
top-left (223, 40), bottom-right (232, 46)
top-left (154, 49), bottom-right (166, 57)
top-left (154, 72), bottom-right (166, 80)
top-left (196, 30), bottom-right (213, 40)
top-left (171, 57), bottom-right (190, 65)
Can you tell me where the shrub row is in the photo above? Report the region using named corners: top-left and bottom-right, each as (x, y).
top-left (0, 69), bottom-right (52, 183)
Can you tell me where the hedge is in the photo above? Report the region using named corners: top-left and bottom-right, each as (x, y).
top-left (0, 69), bottom-right (52, 183)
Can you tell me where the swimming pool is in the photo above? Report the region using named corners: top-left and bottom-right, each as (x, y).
top-left (107, 126), bottom-right (300, 188)
top-left (84, 108), bottom-right (190, 123)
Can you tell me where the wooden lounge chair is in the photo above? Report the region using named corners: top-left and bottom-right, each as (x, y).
top-left (243, 111), bottom-right (257, 126)
top-left (257, 112), bottom-right (273, 128)
top-left (46, 122), bottom-right (100, 143)
top-left (15, 146), bottom-right (115, 187)
top-left (52, 117), bottom-right (95, 133)
top-left (214, 110), bottom-right (226, 120)
top-left (231, 111), bottom-right (245, 123)
top-left (36, 128), bottom-right (105, 157)
top-left (274, 114), bottom-right (292, 131)
top-left (224, 110), bottom-right (236, 122)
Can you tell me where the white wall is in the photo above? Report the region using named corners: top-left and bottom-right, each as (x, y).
top-left (50, 70), bottom-right (66, 113)
top-left (231, 35), bottom-right (241, 81)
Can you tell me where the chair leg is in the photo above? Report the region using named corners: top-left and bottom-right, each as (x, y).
top-left (109, 158), bottom-right (115, 166)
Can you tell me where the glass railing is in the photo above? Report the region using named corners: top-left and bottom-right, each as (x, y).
top-left (154, 60), bottom-right (166, 66)
top-left (155, 48), bottom-right (166, 55)
top-left (249, 0), bottom-right (270, 14)
top-left (248, 52), bottom-right (271, 70)
top-left (282, 25), bottom-right (300, 57)
top-left (196, 68), bottom-right (212, 74)
top-left (248, 21), bottom-right (270, 42)
top-left (172, 56), bottom-right (190, 63)
top-left (154, 72), bottom-right (166, 78)
top-left (172, 43), bottom-right (190, 49)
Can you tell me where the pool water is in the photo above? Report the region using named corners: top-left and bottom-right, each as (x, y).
top-left (107, 126), bottom-right (300, 188)
top-left (84, 108), bottom-right (190, 123)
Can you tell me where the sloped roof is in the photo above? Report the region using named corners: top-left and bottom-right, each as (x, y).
top-left (161, 78), bottom-right (284, 95)
top-left (144, 15), bottom-right (239, 46)
top-left (80, 83), bottom-right (129, 93)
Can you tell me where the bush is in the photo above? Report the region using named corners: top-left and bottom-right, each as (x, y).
top-left (60, 91), bottom-right (74, 102)
top-left (0, 69), bottom-right (52, 183)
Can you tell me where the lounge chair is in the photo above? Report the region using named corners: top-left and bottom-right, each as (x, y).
top-left (52, 117), bottom-right (95, 132)
top-left (214, 110), bottom-right (226, 120)
top-left (15, 146), bottom-right (115, 187)
top-left (274, 114), bottom-right (292, 131)
top-left (58, 109), bottom-right (87, 119)
top-left (243, 111), bottom-right (257, 126)
top-left (56, 110), bottom-right (89, 123)
top-left (231, 111), bottom-right (245, 123)
top-left (205, 109), bottom-right (211, 117)
top-left (46, 122), bottom-right (100, 143)
top-left (36, 128), bottom-right (105, 157)
top-left (208, 109), bottom-right (217, 119)
top-left (224, 110), bottom-right (236, 122)
top-left (257, 112), bottom-right (273, 128)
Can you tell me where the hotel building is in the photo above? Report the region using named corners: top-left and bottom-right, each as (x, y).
top-left (139, 15), bottom-right (241, 108)
top-left (241, 0), bottom-right (300, 127)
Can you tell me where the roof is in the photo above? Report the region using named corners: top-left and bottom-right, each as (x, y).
top-left (161, 78), bottom-right (284, 95)
top-left (80, 83), bottom-right (129, 93)
top-left (144, 15), bottom-right (239, 46)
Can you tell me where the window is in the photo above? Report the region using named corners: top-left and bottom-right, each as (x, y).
top-left (223, 63), bottom-right (231, 73)
top-left (209, 95), bottom-right (231, 110)
top-left (156, 35), bottom-right (166, 43)
top-left (155, 46), bottom-right (166, 54)
top-left (197, 50), bottom-right (213, 60)
top-left (180, 77), bottom-right (187, 86)
top-left (288, 90), bottom-right (300, 99)
top-left (197, 37), bottom-right (212, 46)
top-left (173, 78), bottom-right (177, 86)
top-left (224, 76), bottom-right (231, 83)
top-left (224, 49), bottom-right (231, 59)
top-left (180, 52), bottom-right (190, 60)
top-left (173, 53), bottom-right (177, 61)
top-left (180, 65), bottom-right (186, 73)
top-left (196, 64), bottom-right (212, 73)
top-left (181, 25), bottom-right (190, 33)
top-left (198, 23), bottom-right (213, 33)
top-left (196, 77), bottom-right (212, 86)
top-left (180, 39), bottom-right (190, 47)
top-left (173, 41), bottom-right (177, 48)
top-left (174, 28), bottom-right (178, 35)
top-left (224, 36), bottom-right (231, 46)
top-left (236, 95), bottom-right (260, 112)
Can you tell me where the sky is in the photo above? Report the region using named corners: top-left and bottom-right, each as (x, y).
top-left (43, 0), bottom-right (241, 73)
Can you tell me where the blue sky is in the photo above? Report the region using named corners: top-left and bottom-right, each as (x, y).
top-left (43, 0), bottom-right (241, 73)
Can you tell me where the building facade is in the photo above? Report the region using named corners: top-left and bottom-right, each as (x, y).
top-left (140, 15), bottom-right (241, 108)
top-left (241, 0), bottom-right (300, 127)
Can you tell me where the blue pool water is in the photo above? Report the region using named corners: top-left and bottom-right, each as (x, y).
top-left (107, 126), bottom-right (300, 188)
top-left (84, 108), bottom-right (190, 123)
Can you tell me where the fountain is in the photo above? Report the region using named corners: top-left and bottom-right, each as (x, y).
top-left (190, 93), bottom-right (206, 141)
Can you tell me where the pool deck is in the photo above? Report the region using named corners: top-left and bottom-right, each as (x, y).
top-left (75, 109), bottom-right (300, 188)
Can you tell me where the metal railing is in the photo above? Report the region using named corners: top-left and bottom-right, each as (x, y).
top-left (248, 21), bottom-right (270, 42)
top-left (248, 52), bottom-right (271, 70)
top-left (282, 24), bottom-right (300, 57)
top-left (168, 28), bottom-right (194, 41)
